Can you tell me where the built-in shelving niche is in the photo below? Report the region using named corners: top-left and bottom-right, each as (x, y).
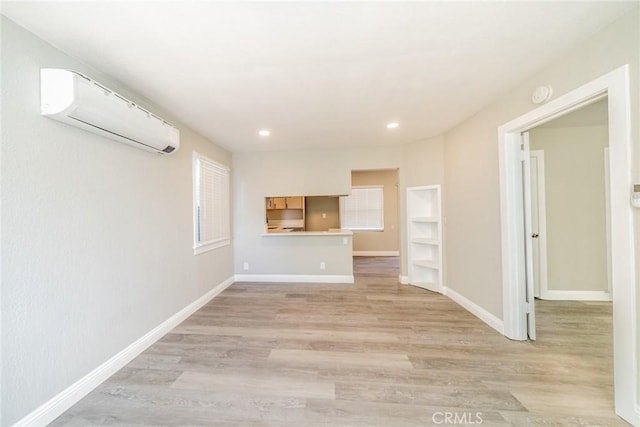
top-left (406, 185), bottom-right (442, 293)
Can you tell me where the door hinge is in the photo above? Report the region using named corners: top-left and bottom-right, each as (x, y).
top-left (525, 301), bottom-right (532, 314)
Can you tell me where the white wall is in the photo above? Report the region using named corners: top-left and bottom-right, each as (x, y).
top-left (443, 7), bottom-right (638, 318)
top-left (1, 17), bottom-right (234, 425)
top-left (233, 138), bottom-right (444, 277)
top-left (400, 136), bottom-right (446, 280)
top-left (530, 124), bottom-right (609, 293)
top-left (232, 147), bottom-right (396, 278)
top-left (442, 5), bottom-right (639, 408)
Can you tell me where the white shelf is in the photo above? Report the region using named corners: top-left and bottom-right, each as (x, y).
top-left (407, 185), bottom-right (443, 294)
top-left (413, 260), bottom-right (439, 269)
top-left (411, 237), bottom-right (439, 245)
top-left (410, 216), bottom-right (439, 223)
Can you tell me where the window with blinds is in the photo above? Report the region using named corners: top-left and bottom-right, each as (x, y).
top-left (193, 152), bottom-right (230, 254)
top-left (340, 185), bottom-right (384, 231)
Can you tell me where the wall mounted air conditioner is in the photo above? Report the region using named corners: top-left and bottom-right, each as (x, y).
top-left (40, 68), bottom-right (180, 155)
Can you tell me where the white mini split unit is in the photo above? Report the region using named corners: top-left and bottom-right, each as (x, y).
top-left (40, 68), bottom-right (180, 155)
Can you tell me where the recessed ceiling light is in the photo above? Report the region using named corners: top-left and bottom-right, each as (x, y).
top-left (386, 122), bottom-right (399, 129)
top-left (258, 129), bottom-right (271, 137)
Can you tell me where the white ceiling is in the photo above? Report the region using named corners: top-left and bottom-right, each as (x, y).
top-left (2, 1), bottom-right (636, 153)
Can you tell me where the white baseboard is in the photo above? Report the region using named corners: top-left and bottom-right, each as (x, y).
top-left (540, 290), bottom-right (612, 301)
top-left (353, 251), bottom-right (400, 257)
top-left (234, 274), bottom-right (354, 284)
top-left (399, 275), bottom-right (409, 284)
top-left (632, 404), bottom-right (640, 426)
top-left (443, 286), bottom-right (505, 335)
top-left (13, 276), bottom-right (235, 427)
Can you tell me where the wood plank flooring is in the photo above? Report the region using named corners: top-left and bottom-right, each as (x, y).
top-left (51, 257), bottom-right (626, 426)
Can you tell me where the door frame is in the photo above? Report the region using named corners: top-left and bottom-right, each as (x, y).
top-left (497, 65), bottom-right (637, 423)
top-left (604, 147), bottom-right (612, 296)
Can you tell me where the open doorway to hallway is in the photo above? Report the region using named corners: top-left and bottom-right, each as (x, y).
top-left (528, 99), bottom-right (611, 303)
top-left (498, 66), bottom-right (635, 422)
top-left (342, 169), bottom-right (402, 290)
top-left (523, 98), bottom-right (617, 418)
top-left (346, 169), bottom-right (401, 257)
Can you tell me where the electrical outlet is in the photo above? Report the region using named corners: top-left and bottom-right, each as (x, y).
top-left (322, 212), bottom-right (327, 219)
top-left (243, 262), bottom-right (249, 271)
top-left (342, 237), bottom-right (348, 245)
top-left (320, 262), bottom-right (326, 270)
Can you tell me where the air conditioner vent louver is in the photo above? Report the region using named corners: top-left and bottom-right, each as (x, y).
top-left (40, 68), bottom-right (180, 155)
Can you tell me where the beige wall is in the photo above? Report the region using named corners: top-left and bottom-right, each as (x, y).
top-left (305, 196), bottom-right (340, 231)
top-left (351, 169), bottom-right (400, 253)
top-left (530, 124), bottom-right (609, 292)
top-left (443, 8), bottom-right (638, 319)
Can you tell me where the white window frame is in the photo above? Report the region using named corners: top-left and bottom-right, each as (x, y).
top-left (193, 152), bottom-right (230, 255)
top-left (340, 185), bottom-right (384, 231)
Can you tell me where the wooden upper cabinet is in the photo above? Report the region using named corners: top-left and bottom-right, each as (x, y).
top-left (266, 196), bottom-right (304, 210)
top-left (275, 197), bottom-right (288, 209)
top-left (285, 196), bottom-right (304, 209)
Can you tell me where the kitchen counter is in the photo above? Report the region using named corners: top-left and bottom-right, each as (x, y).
top-left (263, 229), bottom-right (353, 236)
top-left (239, 226), bottom-right (353, 283)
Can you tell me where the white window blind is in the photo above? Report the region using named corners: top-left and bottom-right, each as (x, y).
top-left (193, 152), bottom-right (230, 254)
top-left (340, 186), bottom-right (384, 231)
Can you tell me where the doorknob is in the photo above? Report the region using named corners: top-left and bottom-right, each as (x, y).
top-left (532, 233), bottom-right (539, 238)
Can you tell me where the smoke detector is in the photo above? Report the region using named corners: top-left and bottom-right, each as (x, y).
top-left (532, 85), bottom-right (553, 104)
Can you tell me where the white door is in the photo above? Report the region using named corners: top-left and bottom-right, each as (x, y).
top-left (604, 147), bottom-right (612, 295)
top-left (529, 150), bottom-right (548, 300)
top-left (522, 132), bottom-right (536, 340)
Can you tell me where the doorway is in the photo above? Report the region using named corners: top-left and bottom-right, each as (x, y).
top-left (523, 99), bottom-right (616, 415)
top-left (528, 98), bottom-right (611, 304)
top-left (348, 169), bottom-right (401, 257)
top-left (497, 65), bottom-right (636, 423)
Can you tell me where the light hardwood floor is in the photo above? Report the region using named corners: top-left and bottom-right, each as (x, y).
top-left (52, 257), bottom-right (626, 426)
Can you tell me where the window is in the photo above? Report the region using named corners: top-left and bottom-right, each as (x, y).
top-left (193, 152), bottom-right (230, 254)
top-left (340, 185), bottom-right (384, 231)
